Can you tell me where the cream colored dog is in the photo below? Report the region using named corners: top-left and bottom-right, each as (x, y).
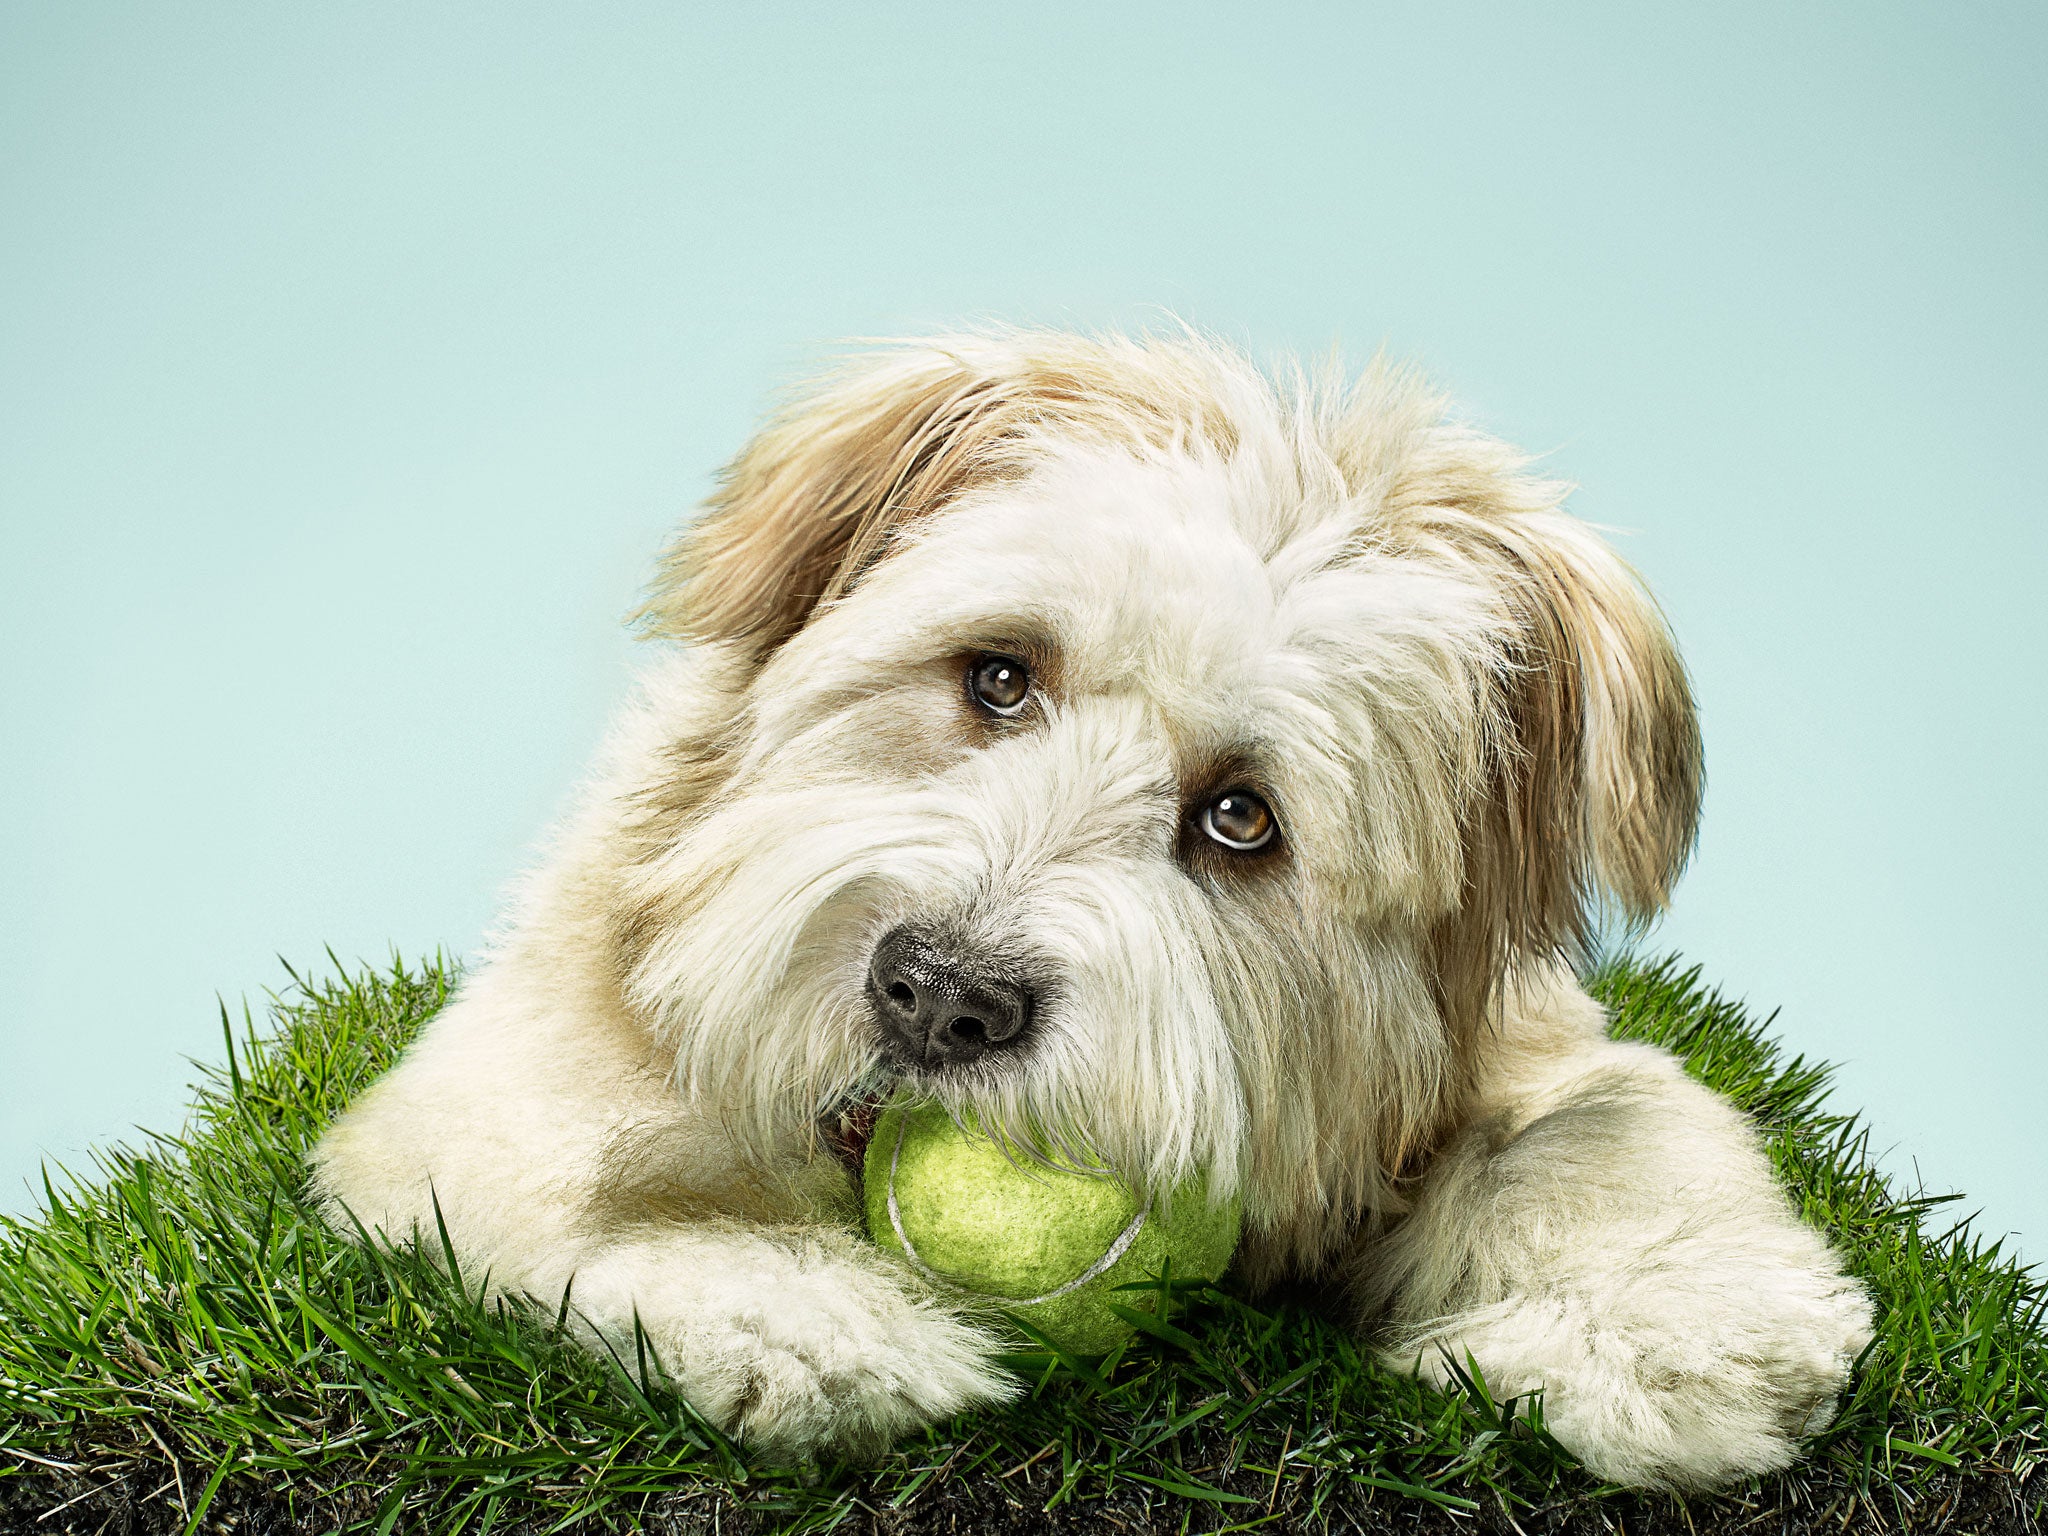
top-left (312, 329), bottom-right (1873, 1489)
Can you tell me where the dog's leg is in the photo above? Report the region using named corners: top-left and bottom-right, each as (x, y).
top-left (310, 961), bottom-right (1015, 1460)
top-left (1349, 975), bottom-right (1873, 1490)
top-left (551, 1220), bottom-right (1014, 1458)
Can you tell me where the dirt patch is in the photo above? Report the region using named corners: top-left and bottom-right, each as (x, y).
top-left (5, 1456), bottom-right (2041, 1535)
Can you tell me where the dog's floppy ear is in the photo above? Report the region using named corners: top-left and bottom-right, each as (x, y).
top-left (639, 333), bottom-right (1244, 660)
top-left (636, 347), bottom-right (1021, 660)
top-left (1386, 422), bottom-right (1703, 1033)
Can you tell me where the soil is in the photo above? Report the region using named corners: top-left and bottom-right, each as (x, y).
top-left (3, 1455), bottom-right (2042, 1536)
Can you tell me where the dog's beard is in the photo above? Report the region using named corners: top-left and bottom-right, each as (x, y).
top-left (922, 868), bottom-right (1245, 1201)
top-left (621, 774), bottom-right (1250, 1204)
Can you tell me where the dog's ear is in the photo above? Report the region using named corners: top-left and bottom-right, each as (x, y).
top-left (636, 347), bottom-right (1022, 660)
top-left (639, 334), bottom-right (1245, 660)
top-left (1382, 420), bottom-right (1703, 1034)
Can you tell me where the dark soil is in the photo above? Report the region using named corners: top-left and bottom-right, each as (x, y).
top-left (4, 1452), bottom-right (2041, 1536)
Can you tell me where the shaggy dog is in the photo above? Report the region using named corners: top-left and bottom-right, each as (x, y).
top-left (312, 330), bottom-right (1873, 1489)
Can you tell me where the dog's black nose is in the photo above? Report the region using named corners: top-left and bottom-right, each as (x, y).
top-left (868, 926), bottom-right (1032, 1070)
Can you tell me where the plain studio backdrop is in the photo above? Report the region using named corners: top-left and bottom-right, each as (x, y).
top-left (2, 6), bottom-right (2042, 1256)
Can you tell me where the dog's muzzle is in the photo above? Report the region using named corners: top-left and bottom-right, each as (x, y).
top-left (866, 924), bottom-right (1033, 1072)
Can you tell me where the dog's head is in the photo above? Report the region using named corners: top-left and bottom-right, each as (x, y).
top-left (615, 331), bottom-right (1700, 1265)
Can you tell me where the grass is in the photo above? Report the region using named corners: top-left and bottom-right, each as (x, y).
top-left (0, 953), bottom-right (2042, 1535)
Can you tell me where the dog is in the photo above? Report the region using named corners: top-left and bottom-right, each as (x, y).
top-left (311, 328), bottom-right (1874, 1490)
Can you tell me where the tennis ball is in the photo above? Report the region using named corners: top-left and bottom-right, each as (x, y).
top-left (863, 1100), bottom-right (1240, 1355)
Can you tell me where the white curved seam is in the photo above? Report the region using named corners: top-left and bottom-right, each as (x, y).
top-left (884, 1113), bottom-right (1151, 1305)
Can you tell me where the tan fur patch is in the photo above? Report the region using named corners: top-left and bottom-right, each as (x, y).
top-left (635, 334), bottom-right (1250, 658)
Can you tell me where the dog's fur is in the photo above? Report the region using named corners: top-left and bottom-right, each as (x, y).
top-left (312, 329), bottom-right (1873, 1489)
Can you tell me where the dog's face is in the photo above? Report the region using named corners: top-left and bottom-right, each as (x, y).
top-left (615, 334), bottom-right (1700, 1266)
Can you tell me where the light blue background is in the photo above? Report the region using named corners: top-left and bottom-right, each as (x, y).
top-left (4, 5), bottom-right (2042, 1255)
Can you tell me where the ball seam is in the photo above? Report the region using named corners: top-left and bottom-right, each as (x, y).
top-left (883, 1110), bottom-right (1152, 1306)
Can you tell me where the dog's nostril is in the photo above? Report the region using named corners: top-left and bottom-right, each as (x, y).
top-left (869, 923), bottom-right (1034, 1067)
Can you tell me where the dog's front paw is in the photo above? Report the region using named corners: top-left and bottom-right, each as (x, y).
top-left (568, 1226), bottom-right (1016, 1459)
top-left (1396, 1272), bottom-right (1874, 1489)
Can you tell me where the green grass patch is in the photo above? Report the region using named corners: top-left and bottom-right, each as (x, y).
top-left (0, 954), bottom-right (2041, 1533)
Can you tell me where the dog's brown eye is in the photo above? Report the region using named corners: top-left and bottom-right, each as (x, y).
top-left (1201, 791), bottom-right (1275, 851)
top-left (967, 654), bottom-right (1030, 716)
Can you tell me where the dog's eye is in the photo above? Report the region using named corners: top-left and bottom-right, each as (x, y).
top-left (967, 654), bottom-right (1031, 716)
top-left (1201, 790), bottom-right (1276, 852)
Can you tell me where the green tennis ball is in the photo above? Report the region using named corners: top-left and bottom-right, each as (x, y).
top-left (863, 1101), bottom-right (1240, 1355)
